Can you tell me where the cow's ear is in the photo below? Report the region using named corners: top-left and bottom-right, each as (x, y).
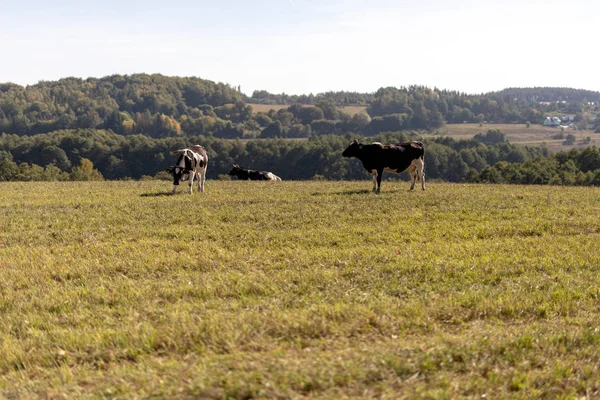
top-left (351, 139), bottom-right (358, 144)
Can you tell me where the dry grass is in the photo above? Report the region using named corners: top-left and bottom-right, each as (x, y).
top-left (247, 103), bottom-right (289, 114)
top-left (435, 123), bottom-right (598, 151)
top-left (248, 103), bottom-right (367, 116)
top-left (340, 105), bottom-right (368, 116)
top-left (2, 180), bottom-right (600, 398)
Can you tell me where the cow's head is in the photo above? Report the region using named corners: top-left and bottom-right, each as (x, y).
top-left (342, 139), bottom-right (362, 158)
top-left (228, 164), bottom-right (243, 177)
top-left (167, 152), bottom-right (192, 185)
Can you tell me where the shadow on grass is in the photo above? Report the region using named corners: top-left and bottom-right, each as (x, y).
top-left (140, 191), bottom-right (174, 197)
top-left (312, 189), bottom-right (403, 196)
top-left (312, 186), bottom-right (409, 196)
top-left (335, 189), bottom-right (372, 195)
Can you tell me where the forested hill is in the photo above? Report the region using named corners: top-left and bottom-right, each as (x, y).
top-left (1, 74), bottom-right (599, 139)
top-left (486, 87), bottom-right (600, 103)
top-left (244, 90), bottom-right (373, 106)
top-left (0, 74), bottom-right (243, 136)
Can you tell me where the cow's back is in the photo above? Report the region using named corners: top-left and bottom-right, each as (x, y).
top-left (189, 145), bottom-right (208, 168)
top-left (399, 141), bottom-right (424, 158)
top-left (360, 143), bottom-right (422, 173)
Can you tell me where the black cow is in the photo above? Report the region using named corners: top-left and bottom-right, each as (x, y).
top-left (342, 139), bottom-right (425, 193)
top-left (228, 164), bottom-right (281, 181)
top-left (166, 145), bottom-right (208, 194)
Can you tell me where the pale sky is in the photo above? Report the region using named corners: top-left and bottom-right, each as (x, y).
top-left (1, 0), bottom-right (598, 95)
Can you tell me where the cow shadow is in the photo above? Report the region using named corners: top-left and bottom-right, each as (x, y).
top-left (335, 189), bottom-right (372, 195)
top-left (312, 189), bottom-right (401, 196)
top-left (140, 191), bottom-right (174, 197)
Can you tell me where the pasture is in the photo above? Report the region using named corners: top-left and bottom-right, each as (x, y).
top-left (248, 103), bottom-right (368, 116)
top-left (434, 123), bottom-right (598, 151)
top-left (1, 180), bottom-right (600, 398)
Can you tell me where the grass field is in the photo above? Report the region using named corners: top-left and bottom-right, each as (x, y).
top-left (2, 181), bottom-right (600, 398)
top-left (248, 103), bottom-right (367, 116)
top-left (434, 124), bottom-right (598, 151)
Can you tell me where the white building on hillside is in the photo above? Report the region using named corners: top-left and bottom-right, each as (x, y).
top-left (543, 116), bottom-right (562, 126)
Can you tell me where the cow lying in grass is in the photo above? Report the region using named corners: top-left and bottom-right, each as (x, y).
top-left (342, 139), bottom-right (425, 193)
top-left (166, 145), bottom-right (208, 194)
top-left (228, 164), bottom-right (281, 181)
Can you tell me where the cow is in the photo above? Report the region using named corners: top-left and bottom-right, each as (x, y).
top-left (342, 139), bottom-right (425, 193)
top-left (228, 164), bottom-right (281, 181)
top-left (166, 145), bottom-right (208, 194)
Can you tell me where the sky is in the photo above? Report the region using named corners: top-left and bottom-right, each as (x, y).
top-left (1, 0), bottom-right (598, 95)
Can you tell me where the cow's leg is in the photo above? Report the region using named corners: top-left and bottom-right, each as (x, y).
top-left (171, 185), bottom-right (177, 194)
top-left (188, 172), bottom-right (195, 194)
top-left (407, 165), bottom-right (417, 190)
top-left (416, 157), bottom-right (425, 191)
top-left (375, 168), bottom-right (384, 194)
top-left (371, 169), bottom-right (378, 192)
top-left (198, 168), bottom-right (206, 193)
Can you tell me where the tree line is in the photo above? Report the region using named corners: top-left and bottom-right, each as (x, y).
top-left (2, 75), bottom-right (599, 141)
top-left (3, 128), bottom-right (600, 186)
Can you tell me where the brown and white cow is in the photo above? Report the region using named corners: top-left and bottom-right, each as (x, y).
top-left (166, 145), bottom-right (208, 194)
top-left (342, 139), bottom-right (425, 193)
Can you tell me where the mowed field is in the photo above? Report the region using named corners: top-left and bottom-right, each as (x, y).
top-left (2, 181), bottom-right (600, 398)
top-left (248, 103), bottom-right (368, 116)
top-left (435, 124), bottom-right (598, 151)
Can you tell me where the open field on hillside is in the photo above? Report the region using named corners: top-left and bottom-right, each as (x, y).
top-left (248, 103), bottom-right (367, 116)
top-left (2, 181), bottom-right (600, 398)
top-left (248, 103), bottom-right (290, 114)
top-left (245, 106), bottom-right (597, 152)
top-left (435, 124), bottom-right (598, 151)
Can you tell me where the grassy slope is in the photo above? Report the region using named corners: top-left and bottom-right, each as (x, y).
top-left (1, 181), bottom-right (600, 398)
top-left (248, 103), bottom-right (367, 116)
top-left (433, 124), bottom-right (598, 151)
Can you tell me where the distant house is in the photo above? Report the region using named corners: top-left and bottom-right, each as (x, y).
top-left (561, 115), bottom-right (576, 122)
top-left (543, 116), bottom-right (562, 126)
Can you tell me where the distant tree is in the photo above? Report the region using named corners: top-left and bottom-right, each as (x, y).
top-left (77, 111), bottom-right (101, 129)
top-left (154, 114), bottom-right (182, 137)
top-left (474, 129), bottom-right (506, 145)
top-left (369, 114), bottom-right (407, 134)
top-left (316, 100), bottom-right (338, 120)
top-left (286, 103), bottom-right (304, 118)
top-left (564, 134), bottom-right (576, 145)
top-left (297, 106), bottom-right (324, 125)
top-left (594, 117), bottom-right (600, 133)
top-left (0, 154), bottom-right (18, 181)
top-left (70, 158), bottom-right (104, 181)
top-left (273, 110), bottom-right (295, 127)
top-left (260, 121), bottom-right (283, 138)
top-left (254, 113), bottom-right (272, 127)
top-left (41, 145), bottom-right (71, 170)
top-left (213, 120), bottom-right (243, 139)
top-left (310, 119), bottom-right (337, 135)
top-left (287, 124), bottom-right (312, 138)
top-left (347, 111), bottom-right (371, 132)
top-left (16, 163), bottom-right (45, 181)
